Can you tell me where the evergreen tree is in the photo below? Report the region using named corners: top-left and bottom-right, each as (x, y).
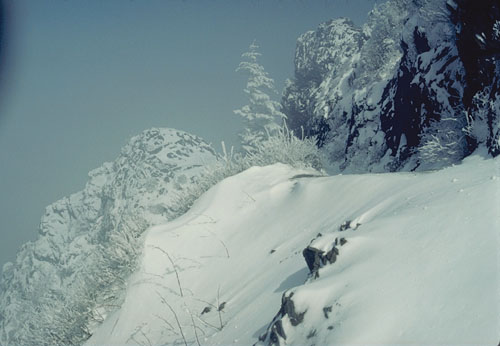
top-left (234, 41), bottom-right (286, 152)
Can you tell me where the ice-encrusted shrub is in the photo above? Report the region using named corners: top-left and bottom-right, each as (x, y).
top-left (464, 91), bottom-right (494, 148)
top-left (15, 223), bottom-right (143, 346)
top-left (170, 125), bottom-right (323, 219)
top-left (417, 116), bottom-right (468, 169)
top-left (494, 20), bottom-right (500, 40)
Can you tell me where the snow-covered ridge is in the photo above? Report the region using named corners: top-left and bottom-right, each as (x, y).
top-left (88, 154), bottom-right (499, 345)
top-left (0, 128), bottom-right (216, 345)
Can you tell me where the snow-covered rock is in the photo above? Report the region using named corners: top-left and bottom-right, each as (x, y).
top-left (302, 233), bottom-right (347, 279)
top-left (87, 154), bottom-right (499, 346)
top-left (0, 128), bottom-right (216, 346)
top-left (283, 0), bottom-right (500, 172)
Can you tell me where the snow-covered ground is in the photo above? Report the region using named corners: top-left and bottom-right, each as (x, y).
top-left (88, 153), bottom-right (499, 346)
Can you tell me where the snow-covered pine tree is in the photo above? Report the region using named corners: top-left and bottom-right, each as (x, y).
top-left (234, 40), bottom-right (286, 152)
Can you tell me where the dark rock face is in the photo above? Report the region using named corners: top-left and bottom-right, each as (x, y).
top-left (381, 27), bottom-right (468, 169)
top-left (450, 0), bottom-right (500, 155)
top-left (451, 0), bottom-right (500, 104)
top-left (323, 306), bottom-right (333, 319)
top-left (283, 0), bottom-right (500, 172)
top-left (339, 220), bottom-right (359, 231)
top-left (279, 292), bottom-right (306, 327)
top-left (268, 320), bottom-right (286, 345)
top-left (303, 235), bottom-right (347, 278)
top-left (257, 292), bottom-right (306, 346)
top-left (303, 244), bottom-right (338, 278)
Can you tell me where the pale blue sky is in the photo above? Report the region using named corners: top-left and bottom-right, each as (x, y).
top-left (0, 0), bottom-right (377, 271)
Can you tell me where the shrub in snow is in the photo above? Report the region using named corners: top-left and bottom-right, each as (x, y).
top-left (494, 20), bottom-right (500, 40)
top-left (417, 115), bottom-right (468, 169)
top-left (171, 41), bottom-right (321, 218)
top-left (14, 221), bottom-right (142, 346)
top-left (244, 125), bottom-right (323, 170)
top-left (418, 88), bottom-right (498, 169)
top-left (464, 91), bottom-right (491, 146)
top-left (463, 89), bottom-right (499, 155)
top-left (170, 124), bottom-right (323, 219)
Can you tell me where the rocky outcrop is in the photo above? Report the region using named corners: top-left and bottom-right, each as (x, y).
top-left (0, 128), bottom-right (216, 346)
top-left (303, 234), bottom-right (347, 278)
top-left (257, 291), bottom-right (307, 346)
top-left (450, 0), bottom-right (500, 155)
top-left (257, 232), bottom-right (348, 345)
top-left (283, 0), bottom-right (500, 172)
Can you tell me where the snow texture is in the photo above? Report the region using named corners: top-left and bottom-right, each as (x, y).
top-left (87, 153), bottom-right (499, 346)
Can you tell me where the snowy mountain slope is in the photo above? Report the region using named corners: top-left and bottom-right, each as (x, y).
top-left (283, 0), bottom-right (500, 172)
top-left (2, 1), bottom-right (499, 344)
top-left (0, 128), bottom-right (216, 346)
top-left (88, 153), bottom-right (499, 346)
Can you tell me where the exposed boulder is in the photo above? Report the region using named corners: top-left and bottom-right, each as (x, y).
top-left (257, 291), bottom-right (307, 346)
top-left (303, 233), bottom-right (347, 278)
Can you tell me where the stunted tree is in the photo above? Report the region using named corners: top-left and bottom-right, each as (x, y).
top-left (234, 40), bottom-right (286, 152)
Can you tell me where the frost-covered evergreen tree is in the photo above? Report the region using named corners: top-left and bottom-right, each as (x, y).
top-left (234, 41), bottom-right (286, 152)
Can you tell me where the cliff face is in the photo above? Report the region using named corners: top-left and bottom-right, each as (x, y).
top-left (451, 0), bottom-right (500, 156)
top-left (0, 128), bottom-right (216, 345)
top-left (283, 0), bottom-right (500, 173)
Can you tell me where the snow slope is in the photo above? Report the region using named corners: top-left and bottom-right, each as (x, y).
top-left (88, 153), bottom-right (500, 345)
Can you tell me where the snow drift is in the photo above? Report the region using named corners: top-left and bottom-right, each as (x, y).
top-left (87, 153), bottom-right (499, 345)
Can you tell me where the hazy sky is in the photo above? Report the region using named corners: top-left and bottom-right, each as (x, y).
top-left (0, 0), bottom-right (377, 272)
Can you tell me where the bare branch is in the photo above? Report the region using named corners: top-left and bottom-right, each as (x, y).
top-left (191, 297), bottom-right (217, 309)
top-left (189, 311), bottom-right (202, 346)
top-left (195, 315), bottom-right (221, 331)
top-left (150, 246), bottom-right (184, 297)
top-left (155, 291), bottom-right (188, 346)
top-left (204, 229), bottom-right (230, 259)
top-left (154, 314), bottom-right (178, 334)
top-left (217, 285), bottom-right (224, 330)
top-left (139, 328), bottom-right (153, 346)
top-left (242, 189), bottom-right (256, 202)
